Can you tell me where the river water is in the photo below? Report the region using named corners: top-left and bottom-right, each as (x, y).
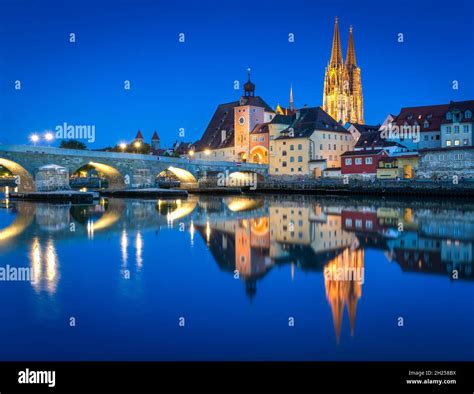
top-left (0, 193), bottom-right (472, 361)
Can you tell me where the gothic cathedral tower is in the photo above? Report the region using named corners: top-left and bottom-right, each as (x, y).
top-left (323, 17), bottom-right (364, 124)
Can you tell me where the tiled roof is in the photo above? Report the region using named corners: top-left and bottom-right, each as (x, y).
top-left (341, 149), bottom-right (386, 157)
top-left (135, 130), bottom-right (144, 139)
top-left (276, 106), bottom-right (348, 140)
top-left (394, 104), bottom-right (449, 132)
top-left (250, 123), bottom-right (269, 135)
top-left (152, 131), bottom-right (160, 140)
top-left (194, 96), bottom-right (274, 152)
top-left (350, 123), bottom-right (380, 134)
top-left (355, 130), bottom-right (404, 149)
top-left (442, 100), bottom-right (474, 124)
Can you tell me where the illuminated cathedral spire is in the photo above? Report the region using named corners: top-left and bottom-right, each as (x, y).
top-left (330, 17), bottom-right (343, 67)
top-left (323, 18), bottom-right (364, 124)
top-left (289, 85), bottom-right (294, 111)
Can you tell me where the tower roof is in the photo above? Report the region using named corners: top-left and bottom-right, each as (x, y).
top-left (244, 67), bottom-right (255, 96)
top-left (289, 85), bottom-right (294, 110)
top-left (135, 130), bottom-right (144, 140)
top-left (345, 25), bottom-right (357, 66)
top-left (330, 16), bottom-right (343, 67)
top-left (152, 131), bottom-right (160, 140)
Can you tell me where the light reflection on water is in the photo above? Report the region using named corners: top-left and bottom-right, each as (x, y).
top-left (0, 193), bottom-right (472, 361)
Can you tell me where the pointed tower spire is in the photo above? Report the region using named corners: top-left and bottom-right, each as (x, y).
top-left (345, 25), bottom-right (357, 67)
top-left (289, 84), bottom-right (294, 110)
top-left (330, 16), bottom-right (343, 67)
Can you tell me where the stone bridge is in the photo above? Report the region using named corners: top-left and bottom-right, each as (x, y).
top-left (0, 144), bottom-right (268, 192)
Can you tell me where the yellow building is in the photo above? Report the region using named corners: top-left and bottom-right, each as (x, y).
top-left (269, 106), bottom-right (356, 176)
top-left (376, 154), bottom-right (419, 180)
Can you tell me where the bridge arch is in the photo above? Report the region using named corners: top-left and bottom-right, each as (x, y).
top-left (157, 166), bottom-right (198, 186)
top-left (72, 161), bottom-right (125, 189)
top-left (0, 158), bottom-right (35, 192)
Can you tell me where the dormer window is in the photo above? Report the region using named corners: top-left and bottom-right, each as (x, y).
top-left (407, 115), bottom-right (413, 120)
top-left (423, 120), bottom-right (429, 128)
top-left (427, 114), bottom-right (432, 119)
top-left (446, 112), bottom-right (452, 120)
top-left (466, 110), bottom-right (472, 119)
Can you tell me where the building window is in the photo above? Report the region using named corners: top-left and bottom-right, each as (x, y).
top-left (464, 139), bottom-right (469, 145)
top-left (290, 145), bottom-right (294, 150)
top-left (270, 146), bottom-right (273, 151)
top-left (345, 158), bottom-right (352, 165)
top-left (465, 110), bottom-right (472, 119)
top-left (345, 219), bottom-right (352, 227)
top-left (282, 161), bottom-right (287, 167)
top-left (365, 157), bottom-right (373, 164)
top-left (298, 156), bottom-right (302, 162)
top-left (333, 144), bottom-right (336, 150)
top-left (446, 112), bottom-right (452, 120)
top-left (355, 220), bottom-right (362, 228)
top-left (328, 134), bottom-right (331, 140)
top-left (298, 144), bottom-right (302, 150)
top-left (290, 157), bottom-right (295, 162)
top-left (454, 126), bottom-right (459, 133)
top-left (323, 134), bottom-right (326, 139)
top-left (446, 126), bottom-right (451, 133)
top-left (463, 125), bottom-right (469, 132)
top-left (282, 150), bottom-right (287, 156)
top-left (320, 144), bottom-right (323, 150)
top-left (446, 140), bottom-right (452, 147)
top-left (454, 139), bottom-right (460, 146)
top-left (436, 135), bottom-right (440, 140)
top-left (329, 155), bottom-right (333, 161)
top-left (253, 136), bottom-right (257, 142)
top-left (366, 220), bottom-right (373, 229)
top-left (291, 168), bottom-right (294, 172)
top-left (298, 167), bottom-right (302, 172)
top-left (355, 158), bottom-right (362, 165)
top-left (423, 120), bottom-right (429, 128)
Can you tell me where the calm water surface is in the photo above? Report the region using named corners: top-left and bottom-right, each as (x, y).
top-left (0, 193), bottom-right (472, 361)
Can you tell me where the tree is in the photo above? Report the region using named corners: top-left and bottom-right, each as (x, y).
top-left (59, 140), bottom-right (87, 150)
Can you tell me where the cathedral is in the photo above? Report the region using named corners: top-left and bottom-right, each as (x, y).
top-left (323, 17), bottom-right (364, 125)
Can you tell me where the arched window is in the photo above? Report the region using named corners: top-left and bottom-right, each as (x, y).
top-left (446, 112), bottom-right (452, 120)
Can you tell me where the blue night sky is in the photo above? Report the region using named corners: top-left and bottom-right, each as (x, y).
top-left (0, 0), bottom-right (473, 148)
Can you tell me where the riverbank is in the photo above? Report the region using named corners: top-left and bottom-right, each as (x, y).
top-left (245, 179), bottom-right (474, 197)
top-left (9, 190), bottom-right (95, 203)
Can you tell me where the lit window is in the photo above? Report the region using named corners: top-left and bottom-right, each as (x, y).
top-left (464, 139), bottom-right (469, 145)
top-left (446, 140), bottom-right (452, 147)
top-left (454, 139), bottom-right (460, 146)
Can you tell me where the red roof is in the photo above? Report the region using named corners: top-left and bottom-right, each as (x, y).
top-left (152, 131), bottom-right (160, 140)
top-left (394, 104), bottom-right (449, 132)
top-left (135, 130), bottom-right (144, 139)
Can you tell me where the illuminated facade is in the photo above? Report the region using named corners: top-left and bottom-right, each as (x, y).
top-left (323, 17), bottom-right (364, 124)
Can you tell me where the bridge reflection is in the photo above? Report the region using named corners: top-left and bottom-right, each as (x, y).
top-left (0, 194), bottom-right (473, 343)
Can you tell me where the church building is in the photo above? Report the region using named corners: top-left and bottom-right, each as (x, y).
top-left (323, 17), bottom-right (364, 125)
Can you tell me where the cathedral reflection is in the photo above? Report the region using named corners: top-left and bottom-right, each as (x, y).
top-left (1, 195), bottom-right (473, 343)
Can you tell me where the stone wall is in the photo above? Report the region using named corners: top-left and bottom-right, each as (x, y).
top-left (418, 147), bottom-right (474, 180)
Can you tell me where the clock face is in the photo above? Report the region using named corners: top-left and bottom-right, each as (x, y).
top-left (238, 116), bottom-right (246, 126)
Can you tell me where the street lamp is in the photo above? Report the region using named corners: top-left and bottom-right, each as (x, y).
top-left (204, 149), bottom-right (211, 156)
top-left (30, 134), bottom-right (39, 146)
top-left (134, 141), bottom-right (141, 153)
top-left (188, 150), bottom-right (194, 157)
top-left (44, 132), bottom-right (54, 146)
top-left (119, 143), bottom-right (127, 151)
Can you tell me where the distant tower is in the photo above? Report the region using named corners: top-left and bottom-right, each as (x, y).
top-left (323, 17), bottom-right (364, 124)
top-left (243, 67), bottom-right (255, 97)
top-left (134, 130), bottom-right (144, 143)
top-left (151, 131), bottom-right (160, 150)
top-left (289, 85), bottom-right (295, 111)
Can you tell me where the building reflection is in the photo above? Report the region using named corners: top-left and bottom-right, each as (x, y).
top-left (1, 194), bottom-right (473, 343)
top-left (29, 237), bottom-right (59, 294)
